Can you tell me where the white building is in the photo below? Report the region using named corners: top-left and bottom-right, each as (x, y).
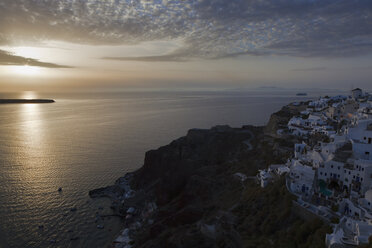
top-left (297, 139), bottom-right (346, 169)
top-left (288, 161), bottom-right (315, 196)
top-left (257, 170), bottom-right (273, 188)
top-left (352, 88), bottom-right (363, 100)
top-left (284, 89), bottom-right (372, 247)
top-left (348, 119), bottom-right (372, 160)
top-left (355, 221), bottom-right (372, 244)
top-left (308, 98), bottom-right (330, 112)
top-left (288, 114), bottom-right (328, 137)
top-left (359, 189), bottom-right (372, 211)
top-left (294, 143), bottom-right (307, 159)
top-left (326, 100), bottom-right (359, 120)
top-left (269, 164), bottom-right (290, 175)
top-left (318, 158), bottom-right (372, 195)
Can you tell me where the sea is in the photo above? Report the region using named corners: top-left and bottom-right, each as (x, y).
top-left (0, 89), bottom-right (334, 247)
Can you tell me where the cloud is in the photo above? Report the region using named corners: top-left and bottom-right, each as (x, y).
top-left (103, 53), bottom-right (186, 62)
top-left (292, 65), bottom-right (372, 72)
top-left (0, 49), bottom-right (73, 68)
top-left (103, 47), bottom-right (270, 62)
top-left (1, 0), bottom-right (372, 60)
top-left (292, 67), bottom-right (328, 72)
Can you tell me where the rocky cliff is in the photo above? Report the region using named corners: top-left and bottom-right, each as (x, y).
top-left (265, 102), bottom-right (308, 136)
top-left (91, 104), bottom-right (331, 248)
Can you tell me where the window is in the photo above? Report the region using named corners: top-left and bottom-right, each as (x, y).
top-left (320, 172), bottom-right (323, 175)
top-left (353, 175), bottom-right (355, 179)
top-left (325, 173), bottom-right (327, 176)
top-left (331, 165), bottom-right (334, 168)
top-left (330, 173), bottom-right (333, 176)
top-left (349, 171), bottom-right (351, 175)
top-left (338, 166), bottom-right (340, 170)
top-left (362, 168), bottom-right (365, 171)
top-left (344, 170), bottom-right (346, 173)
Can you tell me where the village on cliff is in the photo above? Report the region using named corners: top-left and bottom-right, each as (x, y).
top-left (257, 88), bottom-right (372, 247)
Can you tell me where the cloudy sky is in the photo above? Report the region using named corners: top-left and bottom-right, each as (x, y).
top-left (1, 0), bottom-right (372, 91)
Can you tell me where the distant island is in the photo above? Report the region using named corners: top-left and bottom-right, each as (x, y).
top-left (0, 99), bottom-right (55, 104)
top-left (296, 92), bottom-right (308, 96)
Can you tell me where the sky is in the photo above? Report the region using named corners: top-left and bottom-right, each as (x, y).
top-left (0, 0), bottom-right (372, 92)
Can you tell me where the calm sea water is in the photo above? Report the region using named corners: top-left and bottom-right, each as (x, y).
top-left (0, 90), bottom-right (318, 248)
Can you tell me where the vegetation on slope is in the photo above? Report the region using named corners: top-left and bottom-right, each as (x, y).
top-left (234, 178), bottom-right (332, 248)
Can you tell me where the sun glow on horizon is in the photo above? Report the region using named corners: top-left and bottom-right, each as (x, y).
top-left (9, 65), bottom-right (42, 76)
top-left (23, 91), bottom-right (37, 99)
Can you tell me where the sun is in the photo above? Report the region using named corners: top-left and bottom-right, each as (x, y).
top-left (23, 91), bottom-right (37, 99)
top-left (9, 65), bottom-right (42, 76)
top-left (15, 65), bottom-right (41, 75)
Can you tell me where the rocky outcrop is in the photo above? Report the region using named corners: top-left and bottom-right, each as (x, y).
top-left (132, 126), bottom-right (254, 204)
top-left (91, 125), bottom-right (262, 247)
top-left (89, 185), bottom-right (124, 198)
top-left (265, 102), bottom-right (308, 136)
top-left (122, 125), bottom-right (258, 248)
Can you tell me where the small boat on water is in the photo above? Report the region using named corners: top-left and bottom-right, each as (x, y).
top-left (296, 93), bottom-right (308, 96)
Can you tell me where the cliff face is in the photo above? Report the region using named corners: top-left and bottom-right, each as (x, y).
top-left (132, 126), bottom-right (256, 205)
top-left (127, 125), bottom-right (262, 248)
top-left (265, 103), bottom-right (307, 136)
top-left (95, 104), bottom-right (330, 248)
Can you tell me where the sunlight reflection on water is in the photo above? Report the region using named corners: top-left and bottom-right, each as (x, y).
top-left (0, 90), bottom-right (318, 247)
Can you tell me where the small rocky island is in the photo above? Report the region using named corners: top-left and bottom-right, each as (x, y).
top-left (0, 99), bottom-right (55, 104)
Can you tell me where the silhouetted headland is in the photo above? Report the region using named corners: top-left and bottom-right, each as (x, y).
top-left (0, 99), bottom-right (55, 104)
top-left (90, 101), bottom-right (334, 247)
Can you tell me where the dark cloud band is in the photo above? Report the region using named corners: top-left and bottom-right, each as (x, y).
top-left (0, 49), bottom-right (73, 68)
top-left (1, 0), bottom-right (372, 60)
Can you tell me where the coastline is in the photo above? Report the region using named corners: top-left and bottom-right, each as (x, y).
top-left (90, 101), bottom-right (317, 247)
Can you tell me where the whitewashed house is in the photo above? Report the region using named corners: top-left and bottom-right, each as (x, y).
top-left (288, 113), bottom-right (328, 137)
top-left (257, 170), bottom-right (273, 188)
top-left (289, 161), bottom-right (315, 196)
top-left (294, 143), bottom-right (307, 159)
top-left (348, 119), bottom-right (372, 160)
top-left (318, 160), bottom-right (345, 184)
top-left (352, 88), bottom-right (363, 100)
top-left (326, 100), bottom-right (359, 120)
top-left (308, 98), bottom-right (330, 112)
top-left (359, 189), bottom-right (372, 211)
top-left (269, 164), bottom-right (290, 175)
top-left (355, 221), bottom-right (372, 244)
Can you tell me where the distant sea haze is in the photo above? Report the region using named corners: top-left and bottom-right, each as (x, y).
top-left (0, 90), bottom-right (316, 247)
